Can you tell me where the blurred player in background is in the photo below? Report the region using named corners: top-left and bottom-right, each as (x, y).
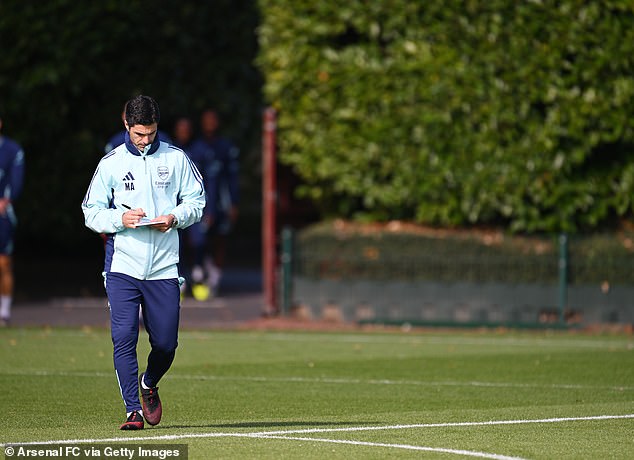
top-left (170, 116), bottom-right (198, 297)
top-left (0, 113), bottom-right (25, 327)
top-left (187, 109), bottom-right (239, 299)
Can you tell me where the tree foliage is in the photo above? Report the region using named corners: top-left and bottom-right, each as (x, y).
top-left (258, 0), bottom-right (634, 233)
top-left (0, 0), bottom-right (261, 251)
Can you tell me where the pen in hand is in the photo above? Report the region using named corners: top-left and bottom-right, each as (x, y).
top-left (121, 204), bottom-right (168, 229)
top-left (121, 203), bottom-right (146, 216)
top-left (122, 203), bottom-right (147, 216)
top-left (122, 203), bottom-right (146, 216)
top-left (121, 203), bottom-right (148, 229)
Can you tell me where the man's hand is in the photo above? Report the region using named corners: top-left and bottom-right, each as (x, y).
top-left (229, 205), bottom-right (239, 224)
top-left (202, 214), bottom-right (213, 230)
top-left (0, 198), bottom-right (10, 216)
top-left (123, 209), bottom-right (176, 232)
top-left (148, 214), bottom-right (177, 233)
top-left (122, 208), bottom-right (146, 228)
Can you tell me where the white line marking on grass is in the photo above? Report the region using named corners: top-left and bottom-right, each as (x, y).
top-left (2, 433), bottom-right (523, 460)
top-left (1, 370), bottom-right (113, 378)
top-left (180, 331), bottom-right (634, 350)
top-left (172, 374), bottom-right (634, 392)
top-left (3, 369), bottom-right (633, 392)
top-left (3, 414), bottom-right (633, 449)
top-left (248, 434), bottom-right (525, 460)
top-left (14, 328), bottom-right (633, 350)
top-left (250, 413), bottom-right (634, 436)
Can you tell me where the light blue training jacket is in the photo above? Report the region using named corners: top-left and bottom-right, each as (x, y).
top-left (82, 133), bottom-right (205, 280)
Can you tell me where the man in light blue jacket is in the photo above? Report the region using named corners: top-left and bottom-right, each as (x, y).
top-left (82, 95), bottom-right (205, 430)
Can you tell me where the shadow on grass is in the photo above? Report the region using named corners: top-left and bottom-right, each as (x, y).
top-left (155, 421), bottom-right (376, 430)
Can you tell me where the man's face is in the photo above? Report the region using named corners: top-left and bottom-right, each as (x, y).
top-left (201, 111), bottom-right (218, 137)
top-left (174, 119), bottom-right (192, 145)
top-left (126, 122), bottom-right (158, 152)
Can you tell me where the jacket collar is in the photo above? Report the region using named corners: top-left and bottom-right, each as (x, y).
top-left (125, 131), bottom-right (161, 156)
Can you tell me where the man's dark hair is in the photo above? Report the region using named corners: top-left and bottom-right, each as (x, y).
top-left (125, 95), bottom-right (160, 127)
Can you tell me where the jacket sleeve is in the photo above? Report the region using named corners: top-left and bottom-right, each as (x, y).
top-left (226, 144), bottom-right (240, 206)
top-left (170, 153), bottom-right (206, 228)
top-left (82, 161), bottom-right (126, 234)
top-left (8, 147), bottom-right (25, 201)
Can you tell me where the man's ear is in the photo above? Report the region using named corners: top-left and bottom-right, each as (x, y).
top-left (124, 120), bottom-right (130, 131)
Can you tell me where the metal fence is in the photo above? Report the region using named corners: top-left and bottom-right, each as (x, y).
top-left (281, 229), bottom-right (634, 327)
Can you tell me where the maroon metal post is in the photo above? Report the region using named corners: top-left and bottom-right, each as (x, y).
top-left (262, 107), bottom-right (278, 315)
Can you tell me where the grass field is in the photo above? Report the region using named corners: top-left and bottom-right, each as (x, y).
top-left (1, 326), bottom-right (633, 459)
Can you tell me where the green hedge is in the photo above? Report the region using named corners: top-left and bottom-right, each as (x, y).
top-left (295, 221), bottom-right (634, 285)
top-left (258, 1), bottom-right (634, 233)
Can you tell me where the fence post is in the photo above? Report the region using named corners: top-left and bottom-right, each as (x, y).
top-left (558, 233), bottom-right (568, 324)
top-left (280, 227), bottom-right (293, 316)
top-left (262, 107), bottom-right (278, 316)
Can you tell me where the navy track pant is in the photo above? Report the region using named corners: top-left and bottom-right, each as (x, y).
top-left (105, 272), bottom-right (180, 413)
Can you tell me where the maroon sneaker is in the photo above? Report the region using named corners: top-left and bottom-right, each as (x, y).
top-left (120, 410), bottom-right (144, 430)
top-left (139, 373), bottom-right (162, 426)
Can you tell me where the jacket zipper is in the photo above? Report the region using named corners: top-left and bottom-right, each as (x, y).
top-left (142, 154), bottom-right (153, 279)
